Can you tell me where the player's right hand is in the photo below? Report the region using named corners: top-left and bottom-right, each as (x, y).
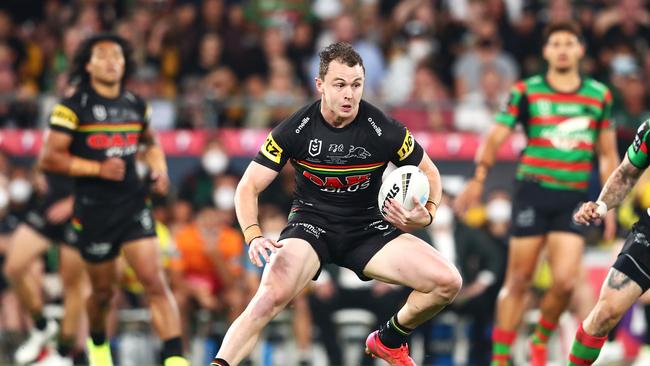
top-left (248, 237), bottom-right (283, 267)
top-left (99, 157), bottom-right (126, 181)
top-left (453, 179), bottom-right (483, 215)
top-left (573, 201), bottom-right (604, 226)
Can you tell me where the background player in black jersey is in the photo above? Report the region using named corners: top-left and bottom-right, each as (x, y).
top-left (38, 34), bottom-right (187, 366)
top-left (211, 42), bottom-right (462, 366)
top-left (2, 172), bottom-right (85, 366)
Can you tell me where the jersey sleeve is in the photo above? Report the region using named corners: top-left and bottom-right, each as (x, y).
top-left (389, 124), bottom-right (424, 166)
top-left (598, 89), bottom-right (614, 131)
top-left (627, 120), bottom-right (650, 169)
top-left (494, 81), bottom-right (527, 128)
top-left (48, 101), bottom-right (79, 134)
top-left (253, 125), bottom-right (294, 172)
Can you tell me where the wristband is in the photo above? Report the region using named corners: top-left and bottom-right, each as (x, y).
top-left (595, 200), bottom-right (608, 218)
top-left (424, 211), bottom-right (434, 227)
top-left (69, 157), bottom-right (101, 176)
top-left (243, 224), bottom-right (263, 245)
top-left (427, 200), bottom-right (439, 208)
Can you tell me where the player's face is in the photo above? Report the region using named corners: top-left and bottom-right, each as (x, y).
top-left (543, 31), bottom-right (584, 73)
top-left (85, 40), bottom-right (125, 85)
top-left (316, 60), bottom-right (364, 124)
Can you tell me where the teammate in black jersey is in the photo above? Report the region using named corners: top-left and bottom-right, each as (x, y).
top-left (211, 42), bottom-right (462, 366)
top-left (38, 34), bottom-right (187, 366)
top-left (2, 172), bottom-right (85, 366)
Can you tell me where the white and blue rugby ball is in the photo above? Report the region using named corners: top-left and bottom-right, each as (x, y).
top-left (378, 165), bottom-right (430, 217)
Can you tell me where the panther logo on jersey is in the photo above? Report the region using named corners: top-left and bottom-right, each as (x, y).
top-left (343, 146), bottom-right (371, 159)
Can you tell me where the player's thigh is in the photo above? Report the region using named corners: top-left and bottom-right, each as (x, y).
top-left (362, 233), bottom-right (460, 293)
top-left (503, 235), bottom-right (546, 283)
top-left (545, 231), bottom-right (585, 286)
top-left (59, 244), bottom-right (86, 289)
top-left (121, 237), bottom-right (166, 290)
top-left (3, 224), bottom-right (50, 276)
top-left (258, 238), bottom-right (320, 301)
top-left (593, 268), bottom-right (643, 321)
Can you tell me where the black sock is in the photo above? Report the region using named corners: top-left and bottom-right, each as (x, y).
top-left (161, 337), bottom-right (183, 360)
top-left (211, 358), bottom-right (230, 366)
top-left (32, 313), bottom-right (47, 331)
top-left (90, 332), bottom-right (106, 346)
top-left (378, 314), bottom-right (413, 349)
top-left (57, 335), bottom-right (74, 356)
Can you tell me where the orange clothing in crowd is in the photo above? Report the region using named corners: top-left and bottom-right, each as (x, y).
top-left (172, 224), bottom-right (244, 292)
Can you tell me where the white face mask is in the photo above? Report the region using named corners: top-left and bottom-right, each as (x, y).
top-left (487, 199), bottom-right (512, 224)
top-left (9, 178), bottom-right (32, 204)
top-left (202, 149), bottom-right (228, 175)
top-left (408, 40), bottom-right (432, 62)
top-left (432, 204), bottom-right (454, 229)
top-left (213, 186), bottom-right (235, 210)
top-left (0, 188), bottom-right (8, 210)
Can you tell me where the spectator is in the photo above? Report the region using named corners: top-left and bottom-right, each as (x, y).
top-left (309, 13), bottom-right (386, 96)
top-left (390, 63), bottom-right (453, 131)
top-left (178, 139), bottom-right (231, 211)
top-left (453, 18), bottom-right (518, 99)
top-left (454, 64), bottom-right (509, 134)
top-left (172, 202), bottom-right (245, 323)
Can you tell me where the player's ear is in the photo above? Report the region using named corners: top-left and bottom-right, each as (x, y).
top-left (315, 77), bottom-right (323, 94)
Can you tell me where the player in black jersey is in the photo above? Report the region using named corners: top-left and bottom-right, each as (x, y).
top-left (2, 172), bottom-right (85, 366)
top-left (38, 34), bottom-right (187, 366)
top-left (211, 42), bottom-right (462, 366)
top-left (566, 119), bottom-right (650, 364)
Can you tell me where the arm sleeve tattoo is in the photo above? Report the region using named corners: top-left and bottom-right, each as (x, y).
top-left (598, 156), bottom-right (643, 210)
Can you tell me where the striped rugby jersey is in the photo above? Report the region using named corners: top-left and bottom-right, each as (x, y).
top-left (253, 99), bottom-right (424, 217)
top-left (48, 85), bottom-right (150, 204)
top-left (495, 75), bottom-right (613, 191)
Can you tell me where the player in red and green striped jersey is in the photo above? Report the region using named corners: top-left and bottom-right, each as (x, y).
top-left (455, 21), bottom-right (620, 366)
top-left (568, 120), bottom-right (650, 365)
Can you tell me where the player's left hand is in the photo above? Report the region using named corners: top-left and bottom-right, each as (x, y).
top-left (46, 196), bottom-right (74, 224)
top-left (383, 197), bottom-right (433, 231)
top-left (573, 201), bottom-right (604, 226)
top-left (150, 170), bottom-right (169, 195)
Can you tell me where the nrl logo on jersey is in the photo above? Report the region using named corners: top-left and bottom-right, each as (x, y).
top-left (92, 105), bottom-right (107, 121)
top-left (308, 139), bottom-right (322, 157)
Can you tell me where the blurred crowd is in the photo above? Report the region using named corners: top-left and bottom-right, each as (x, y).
top-left (0, 0), bottom-right (648, 136)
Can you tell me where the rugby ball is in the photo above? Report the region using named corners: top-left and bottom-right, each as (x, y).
top-left (378, 165), bottom-right (429, 216)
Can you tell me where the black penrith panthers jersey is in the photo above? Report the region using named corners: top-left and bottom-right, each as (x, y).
top-left (48, 86), bottom-right (149, 204)
top-left (254, 99), bottom-right (425, 218)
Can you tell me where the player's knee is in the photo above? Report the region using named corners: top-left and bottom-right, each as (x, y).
top-left (250, 286), bottom-right (291, 321)
top-left (592, 300), bottom-right (625, 331)
top-left (90, 286), bottom-right (115, 307)
top-left (550, 276), bottom-right (576, 296)
top-left (433, 268), bottom-right (462, 303)
top-left (2, 262), bottom-right (18, 283)
top-left (138, 271), bottom-right (167, 297)
top-left (505, 270), bottom-right (534, 293)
